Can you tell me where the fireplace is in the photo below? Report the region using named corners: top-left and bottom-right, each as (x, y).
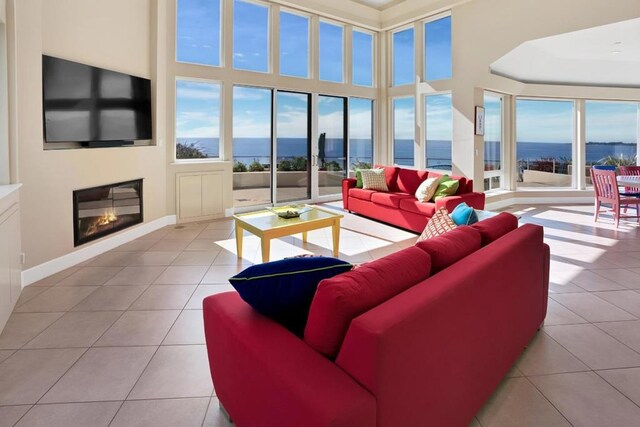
top-left (73, 179), bottom-right (143, 246)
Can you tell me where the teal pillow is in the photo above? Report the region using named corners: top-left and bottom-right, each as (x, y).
top-left (355, 170), bottom-right (364, 188)
top-left (450, 202), bottom-right (479, 226)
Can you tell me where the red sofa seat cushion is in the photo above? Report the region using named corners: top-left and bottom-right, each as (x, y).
top-left (348, 188), bottom-right (376, 202)
top-left (396, 168), bottom-right (430, 195)
top-left (374, 164), bottom-right (400, 192)
top-left (399, 198), bottom-right (437, 217)
top-left (471, 212), bottom-right (519, 246)
top-left (304, 246), bottom-right (432, 359)
top-left (415, 226), bottom-right (482, 274)
top-left (370, 192), bottom-right (415, 208)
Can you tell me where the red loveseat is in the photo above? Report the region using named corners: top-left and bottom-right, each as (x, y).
top-left (203, 214), bottom-right (550, 427)
top-left (342, 165), bottom-right (486, 232)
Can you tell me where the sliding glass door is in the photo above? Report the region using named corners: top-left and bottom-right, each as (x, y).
top-left (317, 95), bottom-right (347, 197)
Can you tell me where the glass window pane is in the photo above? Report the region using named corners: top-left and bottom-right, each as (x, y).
top-left (424, 16), bottom-right (452, 80)
top-left (393, 97), bottom-right (415, 166)
top-left (176, 80), bottom-right (220, 159)
top-left (318, 96), bottom-right (347, 196)
top-left (276, 92), bottom-right (310, 203)
top-left (352, 30), bottom-right (373, 87)
top-left (349, 98), bottom-right (373, 172)
top-left (425, 93), bottom-right (452, 170)
top-left (280, 12), bottom-right (309, 78)
top-left (233, 0), bottom-right (269, 73)
top-left (177, 0), bottom-right (221, 66)
top-left (319, 22), bottom-right (344, 83)
top-left (516, 99), bottom-right (574, 188)
top-left (484, 93), bottom-right (502, 172)
top-left (393, 28), bottom-right (414, 86)
top-left (233, 86), bottom-right (272, 207)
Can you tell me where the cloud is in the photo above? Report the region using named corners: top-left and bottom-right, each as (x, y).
top-left (177, 82), bottom-right (220, 101)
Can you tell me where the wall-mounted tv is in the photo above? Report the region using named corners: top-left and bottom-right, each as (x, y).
top-left (42, 55), bottom-right (152, 146)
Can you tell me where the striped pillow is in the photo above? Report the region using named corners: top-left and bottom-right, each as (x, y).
top-left (361, 168), bottom-right (389, 191)
top-left (417, 207), bottom-right (457, 242)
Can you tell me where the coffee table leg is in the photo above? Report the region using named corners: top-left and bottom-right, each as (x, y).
top-left (332, 221), bottom-right (340, 257)
top-left (261, 238), bottom-right (270, 263)
top-left (235, 223), bottom-right (243, 259)
top-left (302, 231), bottom-right (308, 243)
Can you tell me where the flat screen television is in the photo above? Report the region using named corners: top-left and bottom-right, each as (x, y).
top-left (42, 55), bottom-right (152, 146)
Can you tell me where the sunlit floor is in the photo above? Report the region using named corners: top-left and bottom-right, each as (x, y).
top-left (1, 203), bottom-right (640, 426)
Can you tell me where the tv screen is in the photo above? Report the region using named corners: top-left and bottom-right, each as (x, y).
top-left (42, 55), bottom-right (152, 143)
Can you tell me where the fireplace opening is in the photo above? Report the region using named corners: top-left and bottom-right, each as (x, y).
top-left (73, 179), bottom-right (143, 246)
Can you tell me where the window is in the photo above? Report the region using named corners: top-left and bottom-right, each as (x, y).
top-left (176, 0), bottom-right (221, 66)
top-left (349, 98), bottom-right (374, 172)
top-left (484, 93), bottom-right (503, 190)
top-left (392, 27), bottom-right (414, 86)
top-left (516, 99), bottom-right (575, 188)
top-left (585, 101), bottom-right (638, 184)
top-left (393, 97), bottom-right (415, 166)
top-left (425, 93), bottom-right (452, 170)
top-left (232, 86), bottom-right (273, 207)
top-left (175, 80), bottom-right (221, 160)
top-left (233, 0), bottom-right (269, 73)
top-left (424, 16), bottom-right (452, 81)
top-left (319, 21), bottom-right (344, 83)
top-left (352, 30), bottom-right (373, 87)
top-left (318, 96), bottom-right (347, 196)
top-left (279, 11), bottom-right (309, 78)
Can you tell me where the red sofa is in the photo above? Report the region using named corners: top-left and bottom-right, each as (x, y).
top-left (203, 214), bottom-right (550, 427)
top-left (342, 165), bottom-right (486, 233)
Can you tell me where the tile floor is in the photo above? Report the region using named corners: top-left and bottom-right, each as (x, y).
top-left (1, 203), bottom-right (640, 426)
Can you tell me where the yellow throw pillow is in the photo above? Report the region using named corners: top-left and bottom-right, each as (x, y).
top-left (361, 168), bottom-right (389, 192)
top-left (416, 207), bottom-right (457, 242)
top-left (415, 177), bottom-right (440, 202)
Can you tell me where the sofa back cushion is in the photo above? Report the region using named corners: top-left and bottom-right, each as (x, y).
top-left (304, 246), bottom-right (432, 359)
top-left (374, 164), bottom-right (400, 192)
top-left (396, 168), bottom-right (429, 195)
top-left (415, 226), bottom-right (481, 274)
top-left (471, 212), bottom-right (519, 246)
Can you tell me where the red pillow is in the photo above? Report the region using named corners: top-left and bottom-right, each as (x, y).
top-left (396, 168), bottom-right (429, 195)
top-left (304, 246), bottom-right (432, 358)
top-left (470, 212), bottom-right (518, 246)
top-left (374, 164), bottom-right (400, 192)
top-left (415, 226), bottom-right (481, 273)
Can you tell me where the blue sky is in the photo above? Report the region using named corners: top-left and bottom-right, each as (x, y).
top-left (319, 22), bottom-right (343, 83)
top-left (484, 94), bottom-right (502, 143)
top-left (176, 80), bottom-right (220, 140)
top-left (176, 0), bottom-right (221, 66)
top-left (280, 12), bottom-right (309, 78)
top-left (425, 17), bottom-right (452, 81)
top-left (586, 101), bottom-right (638, 144)
top-left (352, 31), bottom-right (373, 86)
top-left (393, 28), bottom-right (414, 86)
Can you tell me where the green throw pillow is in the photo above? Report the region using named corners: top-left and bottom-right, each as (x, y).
top-left (355, 169), bottom-right (364, 188)
top-left (432, 175), bottom-right (459, 201)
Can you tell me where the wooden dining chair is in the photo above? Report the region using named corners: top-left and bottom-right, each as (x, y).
top-left (590, 168), bottom-right (640, 228)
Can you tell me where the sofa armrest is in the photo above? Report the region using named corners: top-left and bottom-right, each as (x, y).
top-left (435, 192), bottom-right (486, 212)
top-left (342, 178), bottom-right (357, 210)
top-left (203, 292), bottom-right (376, 427)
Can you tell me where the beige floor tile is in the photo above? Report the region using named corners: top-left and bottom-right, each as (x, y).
top-left (201, 265), bottom-right (246, 284)
top-left (56, 267), bottom-right (123, 287)
top-left (16, 402), bottom-right (121, 427)
top-left (136, 227), bottom-right (172, 241)
top-left (187, 239), bottom-right (227, 252)
top-left (0, 405), bottom-right (31, 427)
top-left (210, 251), bottom-right (253, 266)
top-left (149, 239), bottom-right (191, 252)
top-left (129, 285), bottom-right (196, 310)
top-left (14, 287), bottom-right (49, 308)
top-left (86, 251), bottom-right (141, 267)
top-left (29, 267), bottom-right (81, 287)
top-left (205, 220), bottom-right (234, 230)
top-left (172, 251), bottom-right (219, 266)
top-left (0, 349), bottom-right (14, 363)
top-left (544, 299), bottom-right (588, 326)
top-left (593, 290), bottom-right (640, 317)
top-left (598, 367), bottom-right (640, 407)
top-left (0, 313), bottom-right (64, 349)
top-left (185, 284), bottom-right (235, 310)
top-left (71, 286), bottom-right (148, 311)
top-left (595, 320), bottom-right (640, 354)
top-left (468, 418), bottom-right (481, 427)
top-left (202, 397), bottom-right (233, 427)
top-left (516, 332), bottom-right (589, 376)
top-left (129, 345), bottom-right (213, 400)
top-left (13, 287), bottom-right (99, 313)
top-left (565, 270), bottom-right (628, 292)
top-left (0, 348), bottom-right (85, 405)
top-left (476, 377), bottom-right (570, 427)
top-left (24, 311), bottom-right (122, 349)
top-left (111, 239), bottom-right (156, 252)
top-left (129, 252), bottom-right (179, 266)
top-left (504, 364), bottom-right (524, 378)
top-left (111, 398), bottom-right (209, 427)
top-left (592, 268), bottom-right (640, 289)
top-left (545, 324), bottom-right (640, 370)
top-left (103, 266), bottom-right (167, 285)
top-left (530, 372), bottom-right (640, 427)
top-left (95, 310), bottom-right (180, 347)
top-left (163, 310), bottom-right (205, 345)
top-left (551, 293), bottom-right (637, 322)
top-left (41, 347), bottom-right (156, 403)
top-left (197, 229), bottom-right (233, 240)
top-left (164, 229), bottom-right (202, 241)
top-left (153, 266), bottom-right (208, 285)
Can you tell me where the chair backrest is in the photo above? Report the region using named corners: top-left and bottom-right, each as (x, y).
top-left (619, 166), bottom-right (640, 176)
top-left (593, 165), bottom-right (617, 171)
top-left (591, 168), bottom-right (619, 202)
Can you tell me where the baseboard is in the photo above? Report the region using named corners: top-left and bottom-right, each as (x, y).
top-left (21, 215), bottom-right (177, 287)
top-left (486, 196), bottom-right (593, 211)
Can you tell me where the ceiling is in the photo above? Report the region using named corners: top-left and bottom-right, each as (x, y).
top-left (490, 18), bottom-right (640, 88)
top-left (351, 0), bottom-right (407, 10)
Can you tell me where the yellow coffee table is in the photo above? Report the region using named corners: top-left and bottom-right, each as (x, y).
top-left (233, 206), bottom-right (343, 263)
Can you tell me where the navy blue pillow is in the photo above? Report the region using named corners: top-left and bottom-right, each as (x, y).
top-left (229, 257), bottom-right (352, 335)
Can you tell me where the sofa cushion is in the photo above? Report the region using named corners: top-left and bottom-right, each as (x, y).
top-left (415, 177), bottom-right (440, 202)
top-left (304, 246), bottom-right (432, 358)
top-left (374, 164), bottom-right (400, 192)
top-left (371, 192), bottom-right (415, 208)
top-left (396, 168), bottom-right (430, 195)
top-left (471, 212), bottom-right (519, 246)
top-left (450, 202), bottom-right (479, 226)
top-left (432, 176), bottom-right (459, 201)
top-left (361, 168), bottom-right (389, 191)
top-left (428, 172), bottom-right (468, 195)
top-left (229, 257), bottom-right (353, 335)
top-left (349, 188), bottom-right (377, 202)
top-left (417, 207), bottom-right (457, 242)
top-left (415, 226), bottom-right (482, 273)
top-left (399, 198), bottom-right (437, 217)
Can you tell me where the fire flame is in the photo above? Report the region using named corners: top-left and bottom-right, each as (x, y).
top-left (86, 210), bottom-right (118, 236)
